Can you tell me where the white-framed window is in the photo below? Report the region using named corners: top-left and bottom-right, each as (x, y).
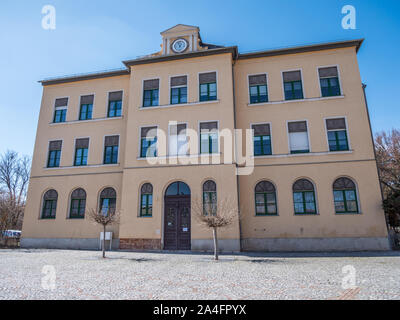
top-left (325, 118), bottom-right (349, 152)
top-left (288, 121), bottom-right (309, 154)
top-left (169, 123), bottom-right (188, 156)
top-left (170, 76), bottom-right (188, 105)
top-left (318, 66), bottom-right (341, 97)
top-left (200, 121), bottom-right (219, 154)
top-left (53, 98), bottom-right (68, 123)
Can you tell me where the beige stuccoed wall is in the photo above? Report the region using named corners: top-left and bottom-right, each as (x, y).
top-left (123, 53), bottom-right (235, 166)
top-left (119, 52), bottom-right (240, 242)
top-left (30, 75), bottom-right (130, 175)
top-left (239, 161), bottom-right (387, 239)
top-left (234, 47), bottom-right (388, 242)
top-left (119, 165), bottom-right (240, 241)
top-left (22, 43), bottom-right (389, 251)
top-left (234, 47), bottom-right (375, 160)
top-left (23, 173), bottom-right (122, 239)
top-left (22, 75), bottom-right (129, 240)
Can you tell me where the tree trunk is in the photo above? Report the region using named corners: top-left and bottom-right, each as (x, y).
top-left (212, 227), bottom-right (219, 261)
top-left (102, 225), bottom-right (106, 259)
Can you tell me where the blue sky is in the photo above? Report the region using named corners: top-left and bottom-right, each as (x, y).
top-left (0, 0), bottom-right (399, 157)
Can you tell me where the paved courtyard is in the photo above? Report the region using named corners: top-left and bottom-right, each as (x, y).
top-left (0, 249), bottom-right (399, 300)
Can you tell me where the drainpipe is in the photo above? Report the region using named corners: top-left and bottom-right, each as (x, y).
top-left (231, 49), bottom-right (243, 251)
top-left (362, 83), bottom-right (391, 246)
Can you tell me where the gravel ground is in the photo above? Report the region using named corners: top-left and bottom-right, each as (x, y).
top-left (0, 249), bottom-right (399, 300)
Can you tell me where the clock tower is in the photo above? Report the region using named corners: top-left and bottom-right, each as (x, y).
top-left (160, 24), bottom-right (212, 55)
top-left (160, 24), bottom-right (200, 55)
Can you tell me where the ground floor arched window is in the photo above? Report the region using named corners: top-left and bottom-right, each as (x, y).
top-left (293, 179), bottom-right (317, 215)
top-left (99, 187), bottom-right (116, 215)
top-left (140, 183), bottom-right (153, 217)
top-left (255, 181), bottom-right (277, 216)
top-left (42, 189), bottom-right (58, 219)
top-left (333, 177), bottom-right (359, 214)
top-left (203, 180), bottom-right (217, 215)
top-left (70, 188), bottom-right (86, 219)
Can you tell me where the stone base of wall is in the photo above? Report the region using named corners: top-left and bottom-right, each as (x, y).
top-left (21, 237), bottom-right (391, 252)
top-left (242, 237), bottom-right (391, 252)
top-left (192, 239), bottom-right (241, 253)
top-left (21, 238), bottom-right (120, 250)
top-left (119, 239), bottom-right (161, 250)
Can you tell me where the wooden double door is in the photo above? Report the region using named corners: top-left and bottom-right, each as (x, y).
top-left (163, 196), bottom-right (191, 250)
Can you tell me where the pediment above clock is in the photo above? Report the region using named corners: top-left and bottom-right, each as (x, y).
top-left (160, 24), bottom-right (199, 36)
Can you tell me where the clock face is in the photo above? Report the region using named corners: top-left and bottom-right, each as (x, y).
top-left (172, 39), bottom-right (188, 53)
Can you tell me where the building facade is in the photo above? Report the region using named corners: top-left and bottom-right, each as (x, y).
top-left (21, 24), bottom-right (390, 251)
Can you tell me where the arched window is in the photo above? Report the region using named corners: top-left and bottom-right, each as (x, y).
top-left (255, 181), bottom-right (277, 215)
top-left (333, 177), bottom-right (359, 214)
top-left (42, 189), bottom-right (58, 219)
top-left (70, 188), bottom-right (86, 219)
top-left (100, 187), bottom-right (116, 215)
top-left (293, 179), bottom-right (317, 214)
top-left (165, 182), bottom-right (191, 196)
top-left (140, 183), bottom-right (153, 217)
top-left (203, 180), bottom-right (217, 215)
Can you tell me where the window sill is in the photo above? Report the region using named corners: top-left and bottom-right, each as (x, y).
top-left (199, 153), bottom-right (222, 157)
top-left (137, 157), bottom-right (158, 161)
top-left (49, 116), bottom-right (123, 125)
top-left (247, 95), bottom-right (345, 107)
top-left (329, 149), bottom-right (351, 153)
top-left (335, 212), bottom-right (362, 215)
top-left (43, 163), bottom-right (120, 170)
top-left (139, 100), bottom-right (219, 110)
top-left (254, 154), bottom-right (273, 157)
top-left (136, 153), bottom-right (222, 161)
top-left (255, 214), bottom-right (279, 217)
top-left (252, 150), bottom-right (353, 159)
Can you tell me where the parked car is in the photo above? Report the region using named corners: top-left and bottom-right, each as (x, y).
top-left (2, 230), bottom-right (21, 238)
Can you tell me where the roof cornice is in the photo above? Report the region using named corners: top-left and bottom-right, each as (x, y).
top-left (238, 39), bottom-right (364, 60)
top-left (123, 46), bottom-right (238, 67)
top-left (39, 69), bottom-right (130, 86)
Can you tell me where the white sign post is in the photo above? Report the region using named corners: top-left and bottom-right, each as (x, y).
top-left (99, 232), bottom-right (113, 251)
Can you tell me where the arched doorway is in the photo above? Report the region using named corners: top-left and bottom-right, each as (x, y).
top-left (164, 181), bottom-right (191, 250)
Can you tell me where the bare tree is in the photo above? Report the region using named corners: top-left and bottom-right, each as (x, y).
top-left (193, 197), bottom-right (239, 261)
top-left (87, 208), bottom-right (120, 258)
top-left (0, 151), bottom-right (30, 238)
top-left (375, 129), bottom-right (400, 195)
top-left (375, 129), bottom-right (400, 247)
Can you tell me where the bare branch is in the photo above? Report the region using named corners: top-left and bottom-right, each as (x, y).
top-left (375, 129), bottom-right (400, 235)
top-left (87, 208), bottom-right (120, 227)
top-left (193, 196), bottom-right (238, 229)
top-left (86, 208), bottom-right (120, 258)
top-left (0, 151), bottom-right (31, 234)
top-left (375, 130), bottom-right (400, 196)
top-left (0, 151), bottom-right (18, 199)
top-left (192, 196), bottom-right (239, 260)
top-left (15, 156), bottom-right (31, 206)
